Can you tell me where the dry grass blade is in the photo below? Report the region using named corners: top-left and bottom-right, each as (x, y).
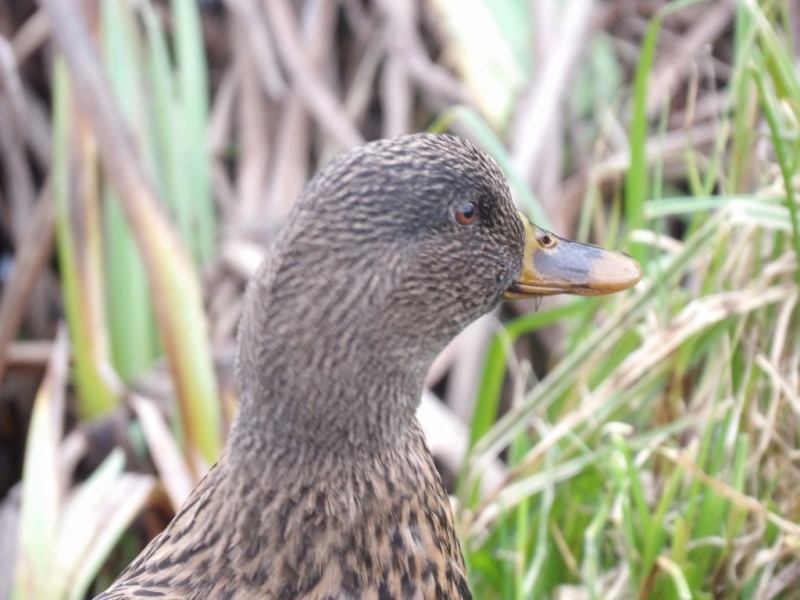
top-left (659, 446), bottom-right (800, 539)
top-left (375, 0), bottom-right (413, 137)
top-left (589, 285), bottom-right (797, 401)
top-left (645, 1), bottom-right (735, 117)
top-left (266, 0), bottom-right (337, 216)
top-left (51, 450), bottom-right (154, 600)
top-left (0, 186), bottom-right (54, 385)
top-left (0, 487), bottom-right (20, 600)
top-left (510, 0), bottom-right (595, 201)
top-left (1, 9), bottom-right (53, 171)
top-left (224, 0), bottom-right (287, 99)
top-left (226, 14), bottom-right (272, 222)
top-left (0, 35), bottom-right (36, 242)
top-left (131, 394), bottom-right (198, 510)
top-left (265, 0), bottom-right (363, 150)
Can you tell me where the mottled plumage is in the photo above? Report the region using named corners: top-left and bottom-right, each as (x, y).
top-left (96, 134), bottom-right (640, 600)
top-left (99, 420), bottom-right (469, 599)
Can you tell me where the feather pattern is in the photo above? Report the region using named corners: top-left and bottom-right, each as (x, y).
top-left (95, 134), bottom-right (528, 599)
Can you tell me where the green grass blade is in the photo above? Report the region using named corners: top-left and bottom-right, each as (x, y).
top-left (52, 58), bottom-right (117, 416)
top-left (102, 0), bottom-right (159, 380)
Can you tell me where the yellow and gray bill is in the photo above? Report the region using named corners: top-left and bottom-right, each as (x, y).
top-left (505, 213), bottom-right (643, 299)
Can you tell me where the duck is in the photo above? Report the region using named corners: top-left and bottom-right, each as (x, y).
top-left (95, 133), bottom-right (642, 600)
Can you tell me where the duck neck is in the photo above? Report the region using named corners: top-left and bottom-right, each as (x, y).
top-left (235, 342), bottom-right (425, 459)
top-left (231, 262), bottom-right (436, 468)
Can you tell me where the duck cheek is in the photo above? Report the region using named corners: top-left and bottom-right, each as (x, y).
top-left (493, 263), bottom-right (518, 302)
top-left (459, 272), bottom-right (508, 318)
top-left (472, 253), bottom-right (519, 311)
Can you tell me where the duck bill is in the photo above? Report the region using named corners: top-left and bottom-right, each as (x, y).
top-left (504, 213), bottom-right (643, 299)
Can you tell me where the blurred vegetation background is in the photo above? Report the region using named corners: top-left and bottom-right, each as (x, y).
top-left (0, 0), bottom-right (799, 598)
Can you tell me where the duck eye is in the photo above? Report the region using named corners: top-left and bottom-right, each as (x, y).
top-left (455, 202), bottom-right (477, 226)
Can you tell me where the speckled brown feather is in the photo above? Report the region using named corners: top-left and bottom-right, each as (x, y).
top-left (97, 422), bottom-right (469, 600)
top-left (96, 134), bottom-right (525, 599)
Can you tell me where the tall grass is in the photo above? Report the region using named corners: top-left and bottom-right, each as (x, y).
top-left (7, 1), bottom-right (800, 599)
top-left (50, 0), bottom-right (222, 457)
top-left (11, 2), bottom-right (221, 598)
top-left (458, 1), bottom-right (800, 598)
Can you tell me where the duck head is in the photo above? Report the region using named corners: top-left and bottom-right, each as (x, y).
top-left (235, 133), bottom-right (641, 450)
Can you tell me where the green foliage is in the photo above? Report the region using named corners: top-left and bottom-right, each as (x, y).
top-left (19, 1), bottom-right (224, 593)
top-left (52, 59), bottom-right (117, 417)
top-left (428, 0), bottom-right (529, 129)
top-left (99, 0), bottom-right (215, 381)
top-left (50, 0), bottom-right (222, 461)
top-left (458, 1), bottom-right (800, 598)
top-left (101, 0), bottom-right (159, 382)
top-left (19, 1), bottom-right (800, 598)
